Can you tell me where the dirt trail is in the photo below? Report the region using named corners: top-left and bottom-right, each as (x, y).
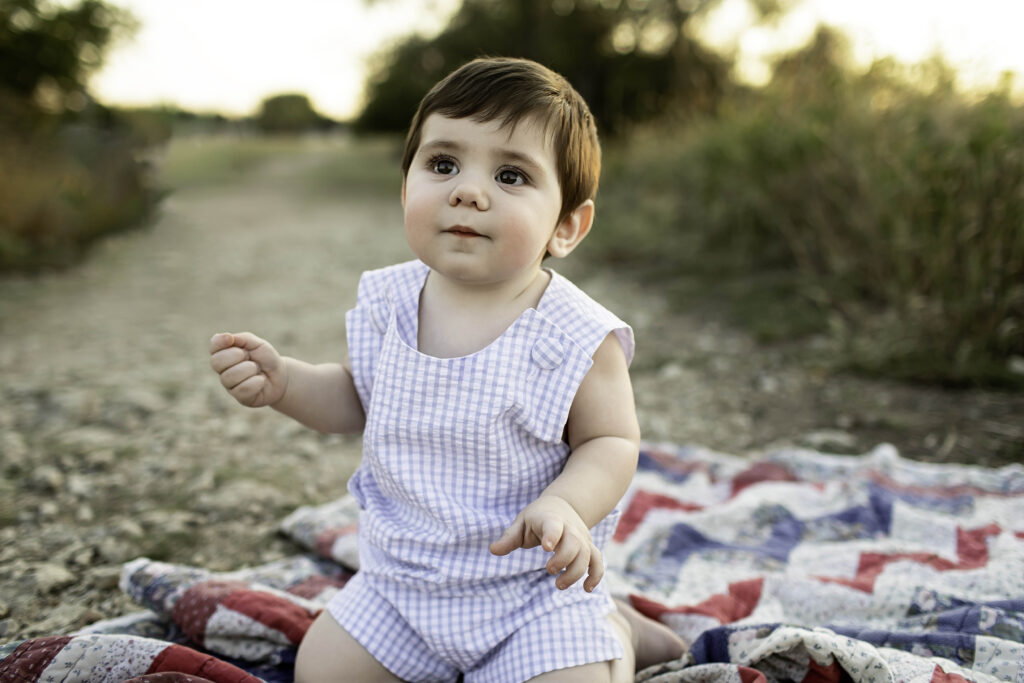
top-left (0, 141), bottom-right (1020, 643)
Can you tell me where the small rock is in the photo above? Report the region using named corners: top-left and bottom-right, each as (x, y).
top-left (275, 421), bottom-right (308, 439)
top-left (96, 536), bottom-right (133, 564)
top-left (658, 362), bottom-right (685, 379)
top-left (755, 375), bottom-right (780, 393)
top-left (85, 565), bottom-right (122, 590)
top-left (225, 417), bottom-right (251, 441)
top-left (26, 603), bottom-right (86, 635)
top-left (37, 501), bottom-right (59, 518)
top-left (0, 618), bottom-right (18, 639)
top-left (76, 504), bottom-right (95, 523)
top-left (187, 468), bottom-right (217, 493)
top-left (799, 429), bottom-right (858, 453)
top-left (196, 479), bottom-right (292, 515)
top-left (52, 390), bottom-right (101, 423)
top-left (85, 449), bottom-right (117, 469)
top-left (1009, 356), bottom-right (1024, 376)
top-left (30, 465), bottom-right (65, 492)
top-left (120, 387), bottom-right (168, 416)
top-left (56, 426), bottom-right (121, 455)
top-left (710, 357), bottom-right (733, 373)
top-left (66, 474), bottom-right (94, 498)
top-left (0, 431), bottom-right (29, 468)
top-left (117, 519), bottom-right (145, 539)
top-left (33, 563), bottom-right (76, 594)
top-left (295, 439), bottom-right (322, 459)
top-left (70, 546), bottom-right (97, 567)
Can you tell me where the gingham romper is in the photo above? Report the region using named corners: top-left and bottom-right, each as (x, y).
top-left (326, 260), bottom-right (635, 682)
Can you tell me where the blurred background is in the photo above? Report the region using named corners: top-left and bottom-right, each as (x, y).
top-left (2, 0), bottom-right (1022, 389)
top-left (1, 0), bottom-right (1023, 644)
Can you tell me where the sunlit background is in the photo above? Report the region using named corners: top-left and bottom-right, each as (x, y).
top-left (90, 0), bottom-right (1024, 119)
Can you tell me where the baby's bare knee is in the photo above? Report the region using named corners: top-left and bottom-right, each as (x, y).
top-left (296, 611), bottom-right (400, 683)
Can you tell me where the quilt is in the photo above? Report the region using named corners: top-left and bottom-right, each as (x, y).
top-left (2, 442), bottom-right (1023, 682)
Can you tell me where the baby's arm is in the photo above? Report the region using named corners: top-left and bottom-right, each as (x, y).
top-left (490, 333), bottom-right (640, 590)
top-left (210, 332), bottom-right (365, 434)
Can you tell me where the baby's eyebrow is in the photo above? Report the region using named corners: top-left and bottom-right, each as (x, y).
top-left (419, 139), bottom-right (464, 155)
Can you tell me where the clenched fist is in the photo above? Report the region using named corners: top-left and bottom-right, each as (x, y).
top-left (209, 332), bottom-right (289, 408)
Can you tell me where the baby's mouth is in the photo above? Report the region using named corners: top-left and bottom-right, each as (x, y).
top-left (445, 226), bottom-right (485, 238)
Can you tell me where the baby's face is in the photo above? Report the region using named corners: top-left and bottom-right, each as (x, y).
top-left (402, 113), bottom-right (564, 287)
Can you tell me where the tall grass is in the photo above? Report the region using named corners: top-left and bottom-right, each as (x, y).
top-left (595, 51), bottom-right (1024, 388)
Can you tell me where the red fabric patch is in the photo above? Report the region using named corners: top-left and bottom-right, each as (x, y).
top-left (287, 573), bottom-right (351, 600)
top-left (172, 580), bottom-right (249, 645)
top-left (222, 589), bottom-right (317, 645)
top-left (818, 523), bottom-right (1000, 593)
top-left (0, 635), bottom-right (73, 682)
top-left (614, 490), bottom-right (703, 542)
top-left (803, 658), bottom-right (853, 682)
top-left (314, 525), bottom-right (357, 559)
top-left (930, 665), bottom-right (971, 682)
top-left (868, 472), bottom-right (1014, 500)
top-left (738, 665), bottom-right (770, 683)
top-left (957, 523), bottom-right (1000, 566)
top-left (642, 448), bottom-right (711, 478)
top-left (731, 462), bottom-right (799, 496)
top-left (630, 577), bottom-right (764, 624)
top-left (125, 674), bottom-right (217, 682)
top-left (147, 644), bottom-right (261, 682)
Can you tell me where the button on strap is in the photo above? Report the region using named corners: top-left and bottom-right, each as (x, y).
top-left (531, 337), bottom-right (566, 370)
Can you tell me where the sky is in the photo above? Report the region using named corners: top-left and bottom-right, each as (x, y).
top-left (89, 0), bottom-right (1024, 120)
top-left (90, 0), bottom-right (460, 119)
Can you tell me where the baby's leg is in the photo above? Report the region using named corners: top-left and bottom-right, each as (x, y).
top-left (526, 598), bottom-right (686, 683)
top-left (295, 610), bottom-right (401, 683)
top-left (613, 597), bottom-right (688, 671)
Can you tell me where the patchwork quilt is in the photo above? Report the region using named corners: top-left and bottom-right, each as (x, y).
top-left (2, 443), bottom-right (1023, 682)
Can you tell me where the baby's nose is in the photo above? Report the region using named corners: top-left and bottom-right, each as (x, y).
top-left (449, 181), bottom-right (489, 210)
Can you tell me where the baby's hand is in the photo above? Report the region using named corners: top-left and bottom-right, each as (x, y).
top-left (209, 332), bottom-right (288, 408)
top-left (489, 495), bottom-right (604, 592)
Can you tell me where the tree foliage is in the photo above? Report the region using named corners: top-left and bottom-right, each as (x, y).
top-left (356, 0), bottom-right (732, 136)
top-left (0, 0), bottom-right (158, 272)
top-left (594, 27), bottom-right (1024, 387)
top-left (256, 93), bottom-right (331, 134)
top-left (0, 0), bottom-right (135, 123)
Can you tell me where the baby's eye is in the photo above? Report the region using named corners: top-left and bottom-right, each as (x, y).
top-left (496, 168), bottom-right (526, 186)
top-left (431, 157), bottom-right (458, 175)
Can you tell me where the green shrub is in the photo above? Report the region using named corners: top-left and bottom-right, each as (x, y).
top-left (0, 124), bottom-right (159, 271)
top-left (596, 48), bottom-right (1024, 388)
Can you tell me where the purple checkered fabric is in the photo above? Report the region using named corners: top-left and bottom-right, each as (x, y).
top-left (327, 260), bottom-right (634, 681)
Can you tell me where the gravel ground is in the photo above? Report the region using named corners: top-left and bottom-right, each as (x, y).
top-left (1, 140), bottom-right (1021, 646)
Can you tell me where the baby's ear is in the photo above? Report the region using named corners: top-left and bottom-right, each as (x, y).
top-left (547, 200), bottom-right (595, 259)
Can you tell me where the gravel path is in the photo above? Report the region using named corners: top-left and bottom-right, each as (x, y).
top-left (1, 139), bottom-right (1020, 645)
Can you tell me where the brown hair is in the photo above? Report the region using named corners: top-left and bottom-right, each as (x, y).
top-left (401, 57), bottom-right (601, 224)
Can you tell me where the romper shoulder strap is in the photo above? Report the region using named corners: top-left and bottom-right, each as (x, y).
top-left (537, 270), bottom-right (635, 365)
top-left (345, 260), bottom-right (428, 408)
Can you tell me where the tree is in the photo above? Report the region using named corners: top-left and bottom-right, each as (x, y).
top-left (255, 93), bottom-right (330, 134)
top-left (355, 0), bottom-right (745, 136)
top-left (0, 0), bottom-right (136, 121)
